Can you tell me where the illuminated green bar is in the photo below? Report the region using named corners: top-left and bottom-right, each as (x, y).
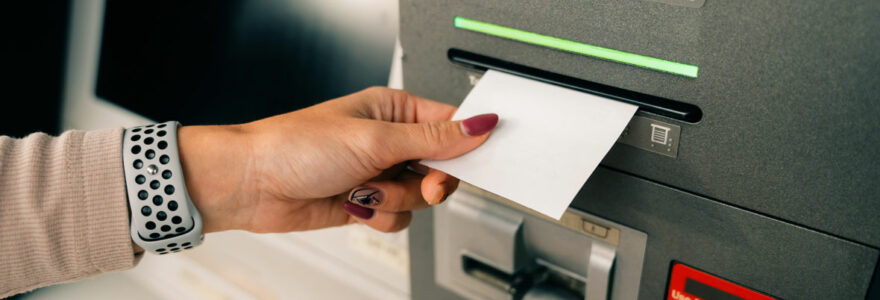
top-left (453, 16), bottom-right (699, 78)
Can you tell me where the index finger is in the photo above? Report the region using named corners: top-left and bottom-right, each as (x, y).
top-left (421, 168), bottom-right (460, 205)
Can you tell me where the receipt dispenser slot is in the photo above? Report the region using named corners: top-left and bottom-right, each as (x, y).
top-left (435, 185), bottom-right (648, 300)
top-left (448, 49), bottom-right (702, 123)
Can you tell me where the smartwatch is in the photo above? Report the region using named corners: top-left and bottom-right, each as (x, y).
top-left (122, 121), bottom-right (203, 255)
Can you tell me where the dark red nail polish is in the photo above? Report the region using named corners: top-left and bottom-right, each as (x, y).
top-left (461, 113), bottom-right (499, 136)
top-left (344, 202), bottom-right (374, 219)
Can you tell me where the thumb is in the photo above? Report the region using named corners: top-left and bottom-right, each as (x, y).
top-left (386, 113), bottom-right (499, 162)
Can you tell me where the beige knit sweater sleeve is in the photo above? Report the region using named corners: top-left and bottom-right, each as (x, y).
top-left (0, 128), bottom-right (140, 297)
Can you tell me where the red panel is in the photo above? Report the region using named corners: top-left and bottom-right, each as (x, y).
top-left (668, 263), bottom-right (776, 300)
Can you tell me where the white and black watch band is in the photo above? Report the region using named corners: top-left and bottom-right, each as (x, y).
top-left (122, 121), bottom-right (203, 255)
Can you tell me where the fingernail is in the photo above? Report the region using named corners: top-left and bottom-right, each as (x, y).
top-left (461, 113), bottom-right (499, 136)
top-left (429, 184), bottom-right (445, 205)
top-left (344, 202), bottom-right (374, 219)
top-left (349, 187), bottom-right (383, 207)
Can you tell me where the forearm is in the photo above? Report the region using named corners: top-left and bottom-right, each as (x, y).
top-left (0, 128), bottom-right (139, 297)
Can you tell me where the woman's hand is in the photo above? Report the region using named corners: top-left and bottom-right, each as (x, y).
top-left (176, 87), bottom-right (498, 234)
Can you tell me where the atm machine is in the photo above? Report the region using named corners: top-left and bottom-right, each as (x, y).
top-left (399, 1), bottom-right (880, 299)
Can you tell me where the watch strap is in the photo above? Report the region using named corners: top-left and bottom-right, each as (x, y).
top-left (122, 121), bottom-right (203, 255)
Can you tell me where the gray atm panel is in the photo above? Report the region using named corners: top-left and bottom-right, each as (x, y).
top-left (411, 168), bottom-right (878, 299)
top-left (400, 0), bottom-right (880, 298)
top-left (399, 0), bottom-right (880, 247)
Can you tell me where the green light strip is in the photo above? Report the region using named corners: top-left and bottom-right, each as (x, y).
top-left (454, 16), bottom-right (699, 78)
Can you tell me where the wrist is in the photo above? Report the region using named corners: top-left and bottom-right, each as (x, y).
top-left (177, 124), bottom-right (255, 233)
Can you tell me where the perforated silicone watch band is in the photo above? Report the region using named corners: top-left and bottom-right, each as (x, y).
top-left (122, 121), bottom-right (203, 255)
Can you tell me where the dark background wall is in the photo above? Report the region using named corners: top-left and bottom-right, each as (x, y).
top-left (0, 0), bottom-right (397, 137)
top-left (96, 0), bottom-right (397, 125)
top-left (0, 1), bottom-right (70, 137)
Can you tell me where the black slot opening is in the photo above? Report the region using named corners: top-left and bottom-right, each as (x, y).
top-left (448, 48), bottom-right (703, 123)
top-left (462, 255), bottom-right (530, 296)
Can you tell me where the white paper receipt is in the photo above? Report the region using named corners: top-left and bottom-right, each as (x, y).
top-left (422, 70), bottom-right (637, 219)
